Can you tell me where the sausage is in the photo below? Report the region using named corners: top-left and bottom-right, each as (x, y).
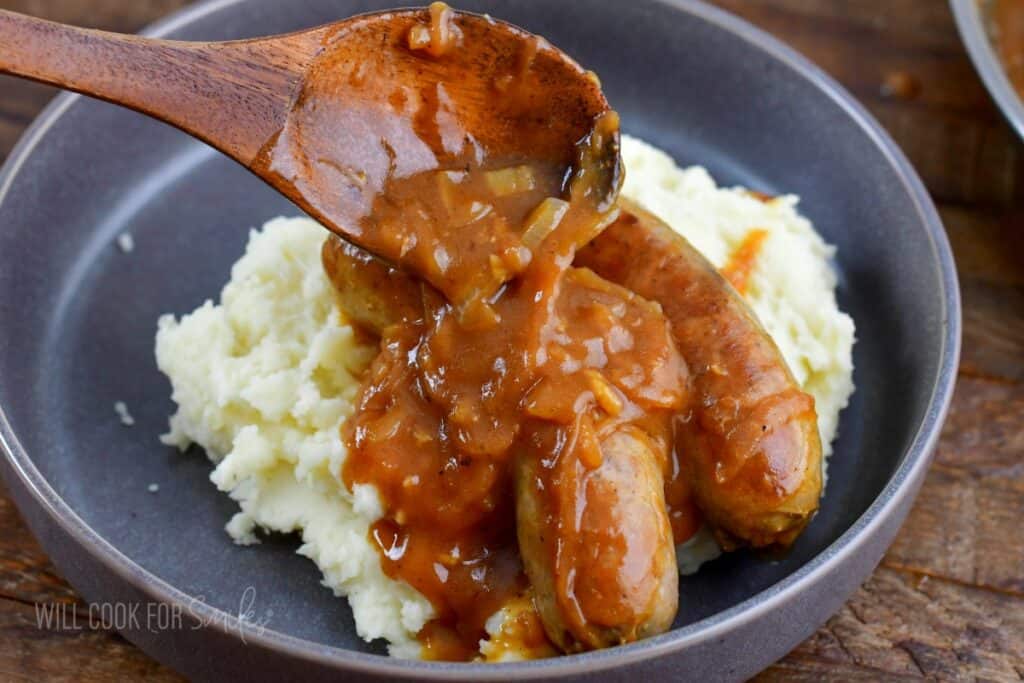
top-left (575, 199), bottom-right (823, 549)
top-left (322, 235), bottom-right (422, 331)
top-left (324, 234), bottom-right (680, 650)
top-left (515, 425), bottom-right (678, 652)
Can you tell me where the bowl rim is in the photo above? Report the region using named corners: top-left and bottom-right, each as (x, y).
top-left (0, 0), bottom-right (961, 678)
top-left (950, 0), bottom-right (1024, 140)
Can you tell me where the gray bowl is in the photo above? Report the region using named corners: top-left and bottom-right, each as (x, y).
top-left (0, 0), bottom-right (960, 680)
top-left (952, 0), bottom-right (1024, 140)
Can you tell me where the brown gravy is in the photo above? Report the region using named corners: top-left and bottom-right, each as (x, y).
top-left (331, 123), bottom-right (692, 653)
top-left (991, 0), bottom-right (1024, 97)
top-left (266, 2), bottom-right (699, 659)
top-left (722, 229), bottom-right (769, 295)
top-left (252, 2), bottom-right (619, 318)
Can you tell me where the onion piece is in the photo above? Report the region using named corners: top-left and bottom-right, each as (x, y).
top-left (407, 24), bottom-right (431, 51)
top-left (584, 369), bottom-right (624, 417)
top-left (521, 197), bottom-right (569, 250)
top-left (435, 170), bottom-right (465, 212)
top-left (485, 165), bottom-right (537, 196)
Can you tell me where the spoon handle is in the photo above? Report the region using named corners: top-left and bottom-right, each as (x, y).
top-left (0, 10), bottom-right (327, 165)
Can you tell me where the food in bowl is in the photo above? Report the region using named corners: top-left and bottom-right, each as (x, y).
top-left (988, 0), bottom-right (1024, 97)
top-left (156, 131), bottom-right (855, 660)
top-left (154, 0), bottom-right (855, 662)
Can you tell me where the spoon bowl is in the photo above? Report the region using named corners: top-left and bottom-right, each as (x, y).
top-left (0, 5), bottom-right (614, 253)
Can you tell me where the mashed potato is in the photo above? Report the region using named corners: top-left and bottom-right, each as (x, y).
top-left (155, 135), bottom-right (855, 659)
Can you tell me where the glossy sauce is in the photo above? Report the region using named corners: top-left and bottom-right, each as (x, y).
top-left (269, 3), bottom-right (694, 658)
top-left (721, 229), bottom-right (769, 295)
top-left (482, 595), bottom-right (557, 661)
top-left (664, 446), bottom-right (702, 543)
top-left (991, 0), bottom-right (1024, 97)
top-left (252, 3), bottom-right (617, 317)
top-left (333, 155), bottom-right (690, 654)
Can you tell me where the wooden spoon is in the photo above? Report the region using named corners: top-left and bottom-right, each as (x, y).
top-left (0, 5), bottom-right (617, 265)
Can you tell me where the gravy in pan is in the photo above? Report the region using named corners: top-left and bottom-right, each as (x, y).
top-left (991, 0), bottom-right (1024, 97)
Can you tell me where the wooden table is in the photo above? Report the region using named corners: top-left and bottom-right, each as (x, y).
top-left (1, 1), bottom-right (1021, 680)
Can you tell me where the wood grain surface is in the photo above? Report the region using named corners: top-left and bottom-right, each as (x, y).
top-left (0, 0), bottom-right (1021, 680)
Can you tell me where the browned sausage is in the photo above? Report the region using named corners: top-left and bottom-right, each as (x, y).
top-left (576, 199), bottom-right (823, 549)
top-left (515, 425), bottom-right (678, 652)
top-left (322, 235), bottom-right (422, 331)
top-left (323, 234), bottom-right (680, 650)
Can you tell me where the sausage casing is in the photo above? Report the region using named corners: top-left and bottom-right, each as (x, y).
top-left (514, 425), bottom-right (678, 652)
top-left (576, 199), bottom-right (823, 549)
